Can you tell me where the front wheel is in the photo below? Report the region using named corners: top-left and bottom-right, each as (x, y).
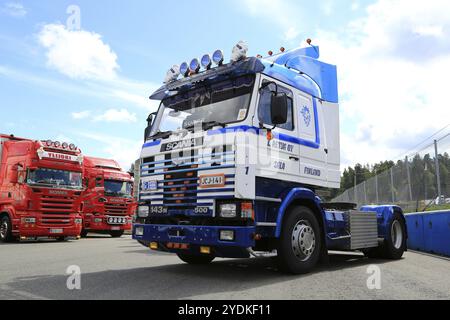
top-left (0, 215), bottom-right (14, 243)
top-left (80, 229), bottom-right (88, 238)
top-left (177, 253), bottom-right (215, 265)
top-left (110, 230), bottom-right (125, 238)
top-left (276, 206), bottom-right (322, 274)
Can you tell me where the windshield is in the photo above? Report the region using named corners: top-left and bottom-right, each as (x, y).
top-left (152, 75), bottom-right (255, 135)
top-left (104, 180), bottom-right (132, 198)
top-left (27, 168), bottom-right (82, 189)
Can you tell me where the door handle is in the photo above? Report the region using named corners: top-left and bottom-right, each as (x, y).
top-left (289, 156), bottom-right (299, 162)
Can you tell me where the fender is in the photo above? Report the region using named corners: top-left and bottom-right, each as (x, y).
top-left (275, 187), bottom-right (325, 238)
top-left (360, 205), bottom-right (408, 240)
top-left (0, 205), bottom-right (16, 219)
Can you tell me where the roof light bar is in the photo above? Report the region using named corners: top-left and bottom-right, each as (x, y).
top-left (189, 58), bottom-right (200, 74)
top-left (212, 49), bottom-right (224, 66)
top-left (180, 62), bottom-right (189, 77)
top-left (201, 54), bottom-right (212, 69)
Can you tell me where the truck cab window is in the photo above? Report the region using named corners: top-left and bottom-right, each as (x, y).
top-left (258, 83), bottom-right (294, 131)
top-left (151, 75), bottom-right (255, 135)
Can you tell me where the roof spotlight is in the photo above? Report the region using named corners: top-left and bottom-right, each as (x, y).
top-left (45, 140), bottom-right (53, 147)
top-left (69, 143), bottom-right (76, 150)
top-left (180, 62), bottom-right (189, 77)
top-left (201, 54), bottom-right (212, 69)
top-left (212, 49), bottom-right (224, 66)
top-left (231, 40), bottom-right (248, 62)
top-left (164, 65), bottom-right (180, 83)
top-left (189, 58), bottom-right (200, 73)
top-left (53, 141), bottom-right (61, 148)
top-left (62, 142), bottom-right (69, 149)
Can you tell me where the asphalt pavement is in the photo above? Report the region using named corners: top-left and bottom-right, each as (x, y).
top-left (0, 235), bottom-right (449, 300)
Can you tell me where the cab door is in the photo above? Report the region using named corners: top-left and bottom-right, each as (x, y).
top-left (254, 77), bottom-right (301, 183)
top-left (295, 91), bottom-right (327, 186)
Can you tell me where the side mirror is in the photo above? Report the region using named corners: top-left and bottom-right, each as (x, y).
top-left (18, 171), bottom-right (26, 184)
top-left (144, 112), bottom-right (156, 142)
top-left (10, 165), bottom-right (18, 184)
top-left (270, 93), bottom-right (288, 125)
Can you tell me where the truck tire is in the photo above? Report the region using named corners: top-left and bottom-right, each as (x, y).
top-left (80, 229), bottom-right (88, 238)
top-left (177, 253), bottom-right (215, 265)
top-left (276, 206), bottom-right (322, 274)
top-left (364, 212), bottom-right (406, 260)
top-left (110, 230), bottom-right (125, 238)
top-left (0, 215), bottom-right (14, 243)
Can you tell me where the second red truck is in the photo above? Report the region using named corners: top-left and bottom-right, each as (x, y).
top-left (81, 156), bottom-right (136, 238)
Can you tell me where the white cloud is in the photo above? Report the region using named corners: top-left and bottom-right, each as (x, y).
top-left (351, 2), bottom-right (360, 11)
top-left (321, 1), bottom-right (334, 16)
top-left (314, 0), bottom-right (450, 168)
top-left (76, 132), bottom-right (142, 170)
top-left (94, 108), bottom-right (137, 123)
top-left (71, 108), bottom-right (138, 123)
top-left (1, 2), bottom-right (27, 17)
top-left (37, 24), bottom-right (119, 80)
top-left (71, 110), bottom-right (91, 120)
top-left (240, 0), bottom-right (303, 43)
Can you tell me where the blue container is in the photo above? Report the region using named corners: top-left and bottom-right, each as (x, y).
top-left (405, 214), bottom-right (425, 252)
top-left (422, 211), bottom-right (450, 256)
top-left (405, 210), bottom-right (450, 257)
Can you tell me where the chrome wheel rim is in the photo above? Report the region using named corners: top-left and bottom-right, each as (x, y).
top-left (391, 220), bottom-right (403, 249)
top-left (291, 220), bottom-right (316, 261)
top-left (0, 220), bottom-right (8, 239)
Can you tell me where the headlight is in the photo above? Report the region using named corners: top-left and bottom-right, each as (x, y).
top-left (220, 230), bottom-right (235, 241)
top-left (94, 218), bottom-right (103, 223)
top-left (219, 203), bottom-right (237, 218)
top-left (138, 206), bottom-right (149, 218)
top-left (74, 218), bottom-right (83, 224)
top-left (135, 227), bottom-right (144, 236)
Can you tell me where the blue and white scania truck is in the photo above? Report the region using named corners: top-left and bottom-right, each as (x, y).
top-left (133, 41), bottom-right (407, 274)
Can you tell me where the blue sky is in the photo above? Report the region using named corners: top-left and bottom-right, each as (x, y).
top-left (1, 0), bottom-right (449, 169)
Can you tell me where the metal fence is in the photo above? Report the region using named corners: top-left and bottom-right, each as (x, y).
top-left (333, 133), bottom-right (450, 213)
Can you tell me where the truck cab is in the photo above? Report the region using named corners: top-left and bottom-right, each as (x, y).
top-left (133, 43), bottom-right (407, 274)
top-left (81, 157), bottom-right (136, 238)
top-left (0, 135), bottom-right (84, 242)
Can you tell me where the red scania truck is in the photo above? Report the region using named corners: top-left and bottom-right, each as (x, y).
top-left (80, 156), bottom-right (136, 238)
top-left (0, 134), bottom-right (84, 242)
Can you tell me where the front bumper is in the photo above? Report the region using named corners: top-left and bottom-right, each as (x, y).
top-left (84, 215), bottom-right (132, 232)
top-left (133, 224), bottom-right (256, 249)
top-left (17, 223), bottom-right (82, 238)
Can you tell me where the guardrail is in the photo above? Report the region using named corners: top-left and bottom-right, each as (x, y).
top-left (405, 210), bottom-right (450, 257)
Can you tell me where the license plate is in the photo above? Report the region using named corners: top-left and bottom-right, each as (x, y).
top-left (199, 174), bottom-right (225, 188)
top-left (50, 229), bottom-right (63, 234)
top-left (111, 227), bottom-right (120, 231)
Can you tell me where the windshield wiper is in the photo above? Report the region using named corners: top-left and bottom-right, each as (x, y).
top-left (150, 130), bottom-right (173, 140)
top-left (185, 121), bottom-right (226, 132)
top-left (203, 121), bottom-right (226, 130)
